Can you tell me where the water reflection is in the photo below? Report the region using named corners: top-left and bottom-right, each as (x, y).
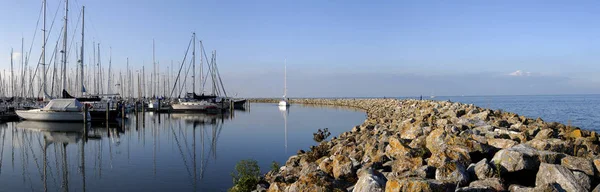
top-left (14, 121), bottom-right (89, 192)
top-left (0, 104), bottom-right (366, 191)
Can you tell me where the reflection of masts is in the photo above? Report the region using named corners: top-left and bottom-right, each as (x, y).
top-left (0, 127), bottom-right (6, 175)
top-left (43, 139), bottom-right (47, 192)
top-left (61, 143), bottom-right (68, 192)
top-left (80, 126), bottom-right (86, 192)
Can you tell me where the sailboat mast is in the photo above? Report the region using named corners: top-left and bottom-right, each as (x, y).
top-left (42, 0), bottom-right (47, 99)
top-left (199, 40), bottom-right (203, 94)
top-left (10, 48), bottom-right (13, 97)
top-left (192, 32), bottom-right (196, 94)
top-left (107, 47), bottom-right (112, 95)
top-left (284, 59), bottom-right (287, 98)
top-left (152, 39), bottom-right (155, 97)
top-left (62, 0), bottom-right (68, 94)
top-left (80, 6), bottom-right (85, 96)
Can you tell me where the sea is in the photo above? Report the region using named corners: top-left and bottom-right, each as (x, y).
top-left (0, 95), bottom-right (598, 191)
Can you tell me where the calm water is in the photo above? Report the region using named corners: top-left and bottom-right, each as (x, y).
top-left (428, 94), bottom-right (600, 131)
top-left (0, 103), bottom-right (366, 191)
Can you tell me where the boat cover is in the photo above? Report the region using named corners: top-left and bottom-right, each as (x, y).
top-left (42, 99), bottom-right (83, 112)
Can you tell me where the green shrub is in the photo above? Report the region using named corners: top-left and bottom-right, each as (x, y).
top-left (270, 161), bottom-right (280, 173)
top-left (229, 159), bottom-right (261, 192)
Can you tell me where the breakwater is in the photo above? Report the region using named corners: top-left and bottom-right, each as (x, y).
top-left (248, 98), bottom-right (600, 191)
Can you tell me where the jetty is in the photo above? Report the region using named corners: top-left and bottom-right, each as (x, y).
top-left (247, 98), bottom-right (600, 192)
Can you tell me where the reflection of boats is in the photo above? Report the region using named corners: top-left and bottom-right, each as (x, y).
top-left (16, 99), bottom-right (90, 122)
top-left (279, 104), bottom-right (289, 151)
top-left (16, 121), bottom-right (84, 133)
top-left (170, 113), bottom-right (225, 124)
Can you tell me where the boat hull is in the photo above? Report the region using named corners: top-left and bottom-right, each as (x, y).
top-left (16, 109), bottom-right (90, 122)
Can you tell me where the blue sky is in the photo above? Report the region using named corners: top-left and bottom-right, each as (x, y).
top-left (1, 0), bottom-right (599, 97)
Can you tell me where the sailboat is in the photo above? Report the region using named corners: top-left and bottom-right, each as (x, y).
top-left (278, 59), bottom-right (290, 107)
top-left (16, 0), bottom-right (90, 122)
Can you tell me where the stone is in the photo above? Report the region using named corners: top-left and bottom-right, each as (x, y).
top-left (532, 183), bottom-right (565, 192)
top-left (568, 129), bottom-right (583, 139)
top-left (435, 161), bottom-right (470, 186)
top-left (508, 184), bottom-right (533, 192)
top-left (468, 178), bottom-right (504, 191)
top-left (534, 129), bottom-right (554, 140)
top-left (491, 144), bottom-right (539, 172)
top-left (572, 171), bottom-right (591, 191)
top-left (594, 157), bottom-right (600, 175)
top-left (385, 137), bottom-right (411, 158)
top-left (487, 138), bottom-right (517, 149)
top-left (560, 155), bottom-right (594, 176)
top-left (353, 169), bottom-right (387, 192)
top-left (400, 124), bottom-right (424, 140)
top-left (414, 165), bottom-right (436, 179)
top-left (332, 154), bottom-right (355, 180)
top-left (535, 163), bottom-right (586, 192)
top-left (426, 129), bottom-right (448, 154)
top-left (318, 157), bottom-right (333, 175)
top-left (391, 157), bottom-right (423, 174)
top-left (385, 177), bottom-right (455, 192)
top-left (454, 187), bottom-right (494, 192)
top-left (253, 183), bottom-right (268, 192)
top-left (593, 184), bottom-right (600, 192)
top-left (474, 159), bottom-right (495, 180)
top-left (527, 139), bottom-right (571, 154)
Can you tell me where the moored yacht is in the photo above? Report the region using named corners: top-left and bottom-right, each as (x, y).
top-left (16, 99), bottom-right (90, 122)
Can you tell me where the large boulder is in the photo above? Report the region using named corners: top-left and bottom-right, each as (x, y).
top-left (353, 169), bottom-right (387, 192)
top-left (487, 138), bottom-right (517, 149)
top-left (491, 144), bottom-right (539, 172)
top-left (435, 161), bottom-right (470, 186)
top-left (331, 154), bottom-right (355, 180)
top-left (474, 159), bottom-right (495, 180)
top-left (468, 178), bottom-right (504, 191)
top-left (385, 177), bottom-right (455, 192)
top-left (535, 163), bottom-right (586, 192)
top-left (573, 171), bottom-right (591, 191)
top-left (560, 155), bottom-right (594, 176)
top-left (426, 129), bottom-right (448, 154)
top-left (385, 137), bottom-right (411, 158)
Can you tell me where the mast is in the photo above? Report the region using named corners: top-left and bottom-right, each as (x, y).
top-left (62, 0), bottom-right (68, 95)
top-left (10, 48), bottom-right (14, 97)
top-left (283, 59), bottom-right (287, 99)
top-left (42, 0), bottom-right (47, 100)
top-left (199, 41), bottom-right (203, 94)
top-left (107, 47), bottom-right (112, 95)
top-left (192, 32), bottom-right (196, 94)
top-left (80, 6), bottom-right (85, 96)
top-left (152, 39), bottom-right (155, 98)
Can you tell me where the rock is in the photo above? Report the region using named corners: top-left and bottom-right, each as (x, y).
top-left (400, 124), bottom-right (424, 140)
top-left (468, 178), bottom-right (504, 191)
top-left (474, 159), bottom-right (495, 180)
top-left (593, 184), bottom-right (600, 192)
top-left (534, 129), bottom-right (554, 140)
top-left (353, 169), bottom-right (387, 192)
top-left (568, 129), bottom-right (583, 139)
top-left (527, 139), bottom-right (571, 154)
top-left (535, 163), bottom-right (586, 192)
top-left (487, 138), bottom-right (517, 149)
top-left (536, 150), bottom-right (565, 164)
top-left (435, 161), bottom-right (470, 186)
top-left (594, 157), bottom-right (600, 175)
top-left (494, 120), bottom-right (510, 128)
top-left (560, 155), bottom-right (594, 176)
top-left (455, 186), bottom-right (494, 192)
top-left (385, 177), bottom-right (455, 192)
top-left (253, 183), bottom-right (268, 192)
top-left (532, 183), bottom-right (566, 192)
top-left (426, 129), bottom-right (447, 154)
top-left (508, 184), bottom-right (533, 192)
top-left (414, 165), bottom-right (436, 179)
top-left (332, 155), bottom-right (355, 180)
top-left (318, 157), bottom-right (333, 175)
top-left (385, 137), bottom-right (411, 158)
top-left (491, 144), bottom-right (539, 172)
top-left (572, 171), bottom-right (591, 191)
top-left (391, 157), bottom-right (423, 175)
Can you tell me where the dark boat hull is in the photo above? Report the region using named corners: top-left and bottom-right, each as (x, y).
top-left (89, 110), bottom-right (121, 121)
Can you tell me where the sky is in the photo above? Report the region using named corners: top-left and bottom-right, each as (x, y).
top-left (1, 0), bottom-right (600, 97)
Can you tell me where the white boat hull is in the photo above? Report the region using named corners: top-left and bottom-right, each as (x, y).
top-left (16, 109), bottom-right (90, 122)
top-left (278, 100), bottom-right (290, 106)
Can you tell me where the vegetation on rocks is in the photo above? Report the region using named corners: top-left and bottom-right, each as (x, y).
top-left (249, 98), bottom-right (600, 191)
top-left (229, 159), bottom-right (261, 192)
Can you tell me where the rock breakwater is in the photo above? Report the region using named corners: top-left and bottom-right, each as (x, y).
top-left (248, 99), bottom-right (600, 192)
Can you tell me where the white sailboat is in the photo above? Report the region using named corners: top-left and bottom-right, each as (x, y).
top-left (278, 59), bottom-right (290, 107)
top-left (16, 0), bottom-right (90, 122)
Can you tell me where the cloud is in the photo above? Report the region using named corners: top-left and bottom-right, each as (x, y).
top-left (508, 70), bottom-right (532, 76)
